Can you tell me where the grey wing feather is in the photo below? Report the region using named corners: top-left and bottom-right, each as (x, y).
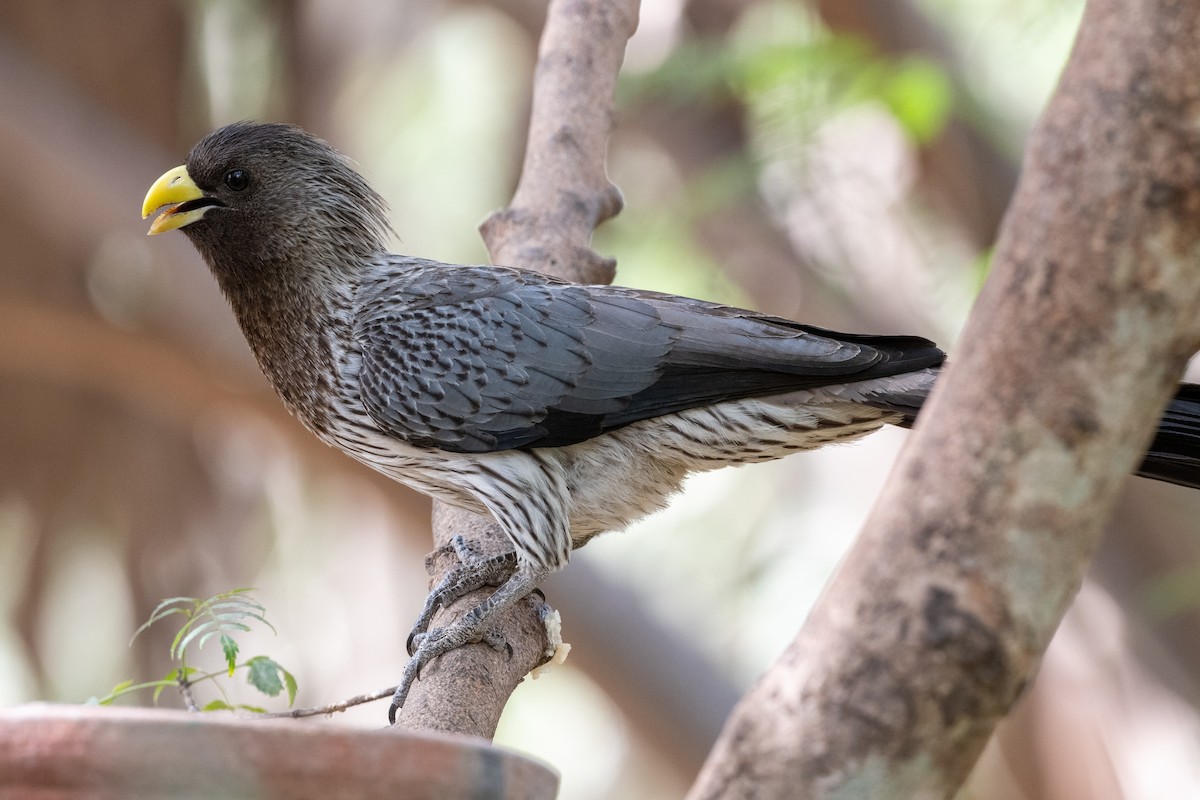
top-left (354, 258), bottom-right (945, 453)
top-left (354, 259), bottom-right (676, 451)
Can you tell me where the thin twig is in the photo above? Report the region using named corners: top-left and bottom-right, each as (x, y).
top-left (256, 686), bottom-right (397, 720)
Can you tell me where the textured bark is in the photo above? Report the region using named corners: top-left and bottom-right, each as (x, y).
top-left (394, 0), bottom-right (639, 736)
top-left (478, 0), bottom-right (631, 280)
top-left (690, 0), bottom-right (1200, 797)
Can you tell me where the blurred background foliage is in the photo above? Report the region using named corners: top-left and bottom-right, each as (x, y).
top-left (2, 1), bottom-right (1199, 798)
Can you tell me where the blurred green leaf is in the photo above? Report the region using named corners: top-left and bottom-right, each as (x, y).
top-left (629, 28), bottom-right (953, 153)
top-left (735, 38), bottom-right (872, 96)
top-left (220, 634), bottom-right (239, 676)
top-left (282, 667), bottom-right (299, 707)
top-left (619, 41), bottom-right (737, 105)
top-left (880, 58), bottom-right (953, 143)
top-left (246, 655), bottom-right (285, 697)
top-left (90, 679), bottom-right (133, 706)
top-left (152, 669), bottom-right (179, 704)
top-left (971, 248), bottom-right (995, 295)
top-left (99, 588), bottom-right (290, 712)
top-left (1143, 565), bottom-right (1200, 618)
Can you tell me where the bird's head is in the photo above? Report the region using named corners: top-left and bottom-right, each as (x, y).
top-left (142, 122), bottom-right (392, 290)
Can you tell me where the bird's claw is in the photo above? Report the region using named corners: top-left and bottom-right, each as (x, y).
top-left (389, 657), bottom-right (423, 724)
top-left (481, 628), bottom-right (513, 659)
top-left (404, 540), bottom-right (519, 656)
top-left (389, 565), bottom-right (545, 724)
top-left (387, 623), bottom-right (511, 724)
top-left (405, 628), bottom-right (425, 657)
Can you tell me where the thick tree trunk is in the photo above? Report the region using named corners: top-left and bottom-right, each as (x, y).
top-left (689, 0), bottom-right (1200, 796)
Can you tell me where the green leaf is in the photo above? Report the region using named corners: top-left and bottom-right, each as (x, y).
top-left (90, 679), bottom-right (136, 706)
top-left (177, 618), bottom-right (248, 658)
top-left (1143, 565), bottom-right (1200, 618)
top-left (156, 589), bottom-right (271, 660)
top-left (236, 704), bottom-right (267, 714)
top-left (169, 616), bottom-right (199, 660)
top-left (152, 669), bottom-right (179, 704)
top-left (208, 603), bottom-right (267, 621)
top-left (131, 600), bottom-right (194, 646)
top-left (618, 40), bottom-right (737, 105)
top-left (970, 248), bottom-right (994, 295)
top-left (113, 588), bottom-right (288, 713)
top-left (90, 678), bottom-right (181, 707)
top-left (281, 667), bottom-right (299, 707)
top-left (880, 57), bottom-right (953, 144)
top-left (202, 699), bottom-right (234, 712)
top-left (220, 634), bottom-right (240, 676)
top-left (245, 656), bottom-right (284, 697)
top-left (151, 595), bottom-right (201, 610)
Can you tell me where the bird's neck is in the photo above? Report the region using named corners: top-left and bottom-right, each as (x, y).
top-left (222, 257), bottom-right (358, 435)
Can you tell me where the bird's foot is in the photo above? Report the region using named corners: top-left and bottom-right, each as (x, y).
top-left (391, 624), bottom-right (511, 721)
top-left (389, 564), bottom-right (545, 723)
top-left (405, 535), bottom-right (519, 656)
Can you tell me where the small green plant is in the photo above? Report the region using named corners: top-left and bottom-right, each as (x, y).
top-left (91, 588), bottom-right (297, 713)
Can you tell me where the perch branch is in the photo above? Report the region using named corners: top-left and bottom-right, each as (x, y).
top-left (393, 0), bottom-right (639, 736)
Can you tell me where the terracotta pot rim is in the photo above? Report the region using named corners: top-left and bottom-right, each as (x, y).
top-left (1, 701), bottom-right (499, 745)
top-left (0, 702), bottom-right (559, 800)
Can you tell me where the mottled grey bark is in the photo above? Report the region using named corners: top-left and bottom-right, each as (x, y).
top-left (689, 0), bottom-right (1200, 797)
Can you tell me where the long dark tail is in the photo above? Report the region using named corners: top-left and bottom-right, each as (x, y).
top-left (1137, 383), bottom-right (1200, 490)
top-left (873, 378), bottom-right (1200, 490)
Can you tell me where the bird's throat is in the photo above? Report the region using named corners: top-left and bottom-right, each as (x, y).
top-left (223, 263), bottom-right (354, 435)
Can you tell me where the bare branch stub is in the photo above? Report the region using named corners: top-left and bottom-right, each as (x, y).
top-left (396, 0), bottom-right (640, 737)
top-left (691, 0), bottom-right (1200, 797)
top-left (480, 0), bottom-right (637, 284)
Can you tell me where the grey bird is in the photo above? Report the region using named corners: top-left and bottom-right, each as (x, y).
top-left (142, 122), bottom-right (1200, 721)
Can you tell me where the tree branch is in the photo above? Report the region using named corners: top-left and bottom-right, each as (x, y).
top-left (689, 0), bottom-right (1200, 796)
top-left (393, 0), bottom-right (639, 736)
top-left (479, 0), bottom-right (632, 280)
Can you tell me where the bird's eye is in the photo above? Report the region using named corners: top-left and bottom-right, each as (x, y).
top-left (224, 169), bottom-right (251, 191)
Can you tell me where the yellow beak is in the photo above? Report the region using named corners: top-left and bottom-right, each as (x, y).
top-left (142, 165), bottom-right (211, 235)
